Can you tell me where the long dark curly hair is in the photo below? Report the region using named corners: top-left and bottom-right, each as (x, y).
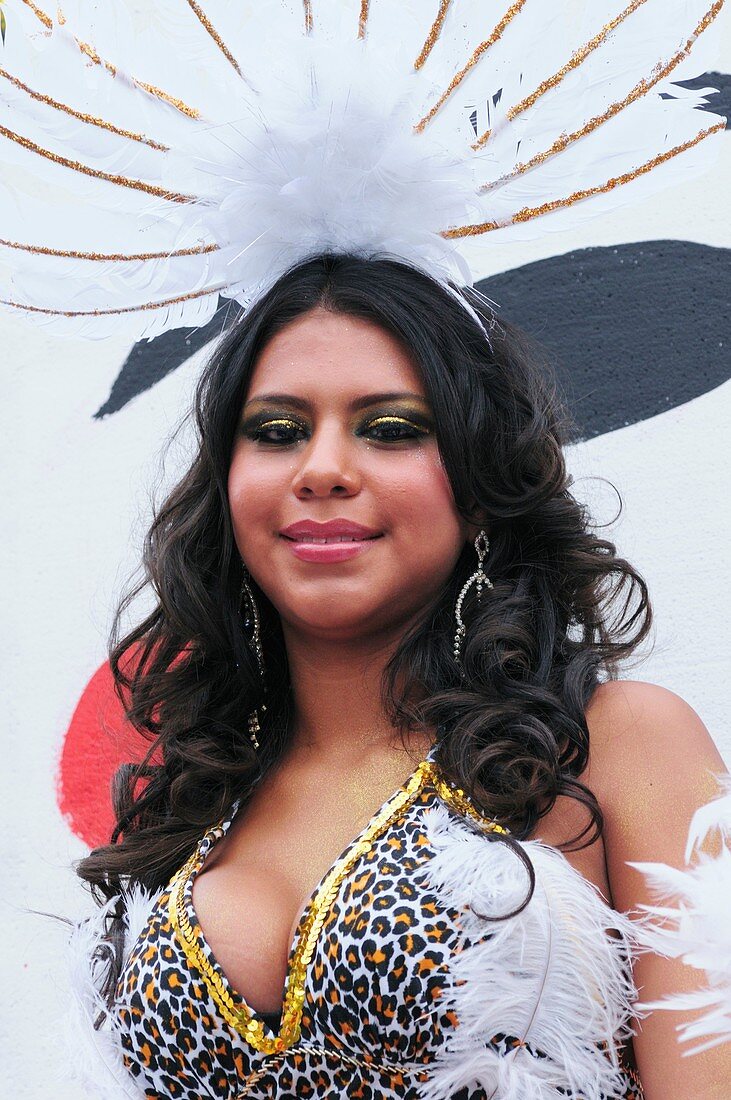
top-left (78, 253), bottom-right (651, 995)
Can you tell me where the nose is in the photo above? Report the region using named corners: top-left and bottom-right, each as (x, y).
top-left (291, 422), bottom-right (361, 499)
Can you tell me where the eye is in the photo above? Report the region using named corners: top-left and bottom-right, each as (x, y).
top-left (361, 415), bottom-right (431, 443)
top-left (246, 417), bottom-right (307, 445)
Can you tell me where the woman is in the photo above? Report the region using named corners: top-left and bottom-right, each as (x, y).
top-left (71, 253), bottom-right (728, 1100)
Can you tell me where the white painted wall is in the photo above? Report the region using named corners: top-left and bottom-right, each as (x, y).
top-left (1, 9), bottom-right (729, 1097)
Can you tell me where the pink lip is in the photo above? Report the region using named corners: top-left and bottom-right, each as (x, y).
top-left (280, 519), bottom-right (382, 563)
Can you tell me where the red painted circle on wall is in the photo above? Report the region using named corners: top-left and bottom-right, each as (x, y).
top-left (57, 660), bottom-right (152, 849)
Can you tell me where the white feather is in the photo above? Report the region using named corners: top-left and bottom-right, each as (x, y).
top-left (631, 775), bottom-right (731, 1054)
top-left (415, 804), bottom-right (642, 1100)
top-left (63, 885), bottom-right (158, 1099)
top-left (0, 0), bottom-right (725, 342)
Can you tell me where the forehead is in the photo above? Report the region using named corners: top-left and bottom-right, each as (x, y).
top-left (247, 308), bottom-right (427, 401)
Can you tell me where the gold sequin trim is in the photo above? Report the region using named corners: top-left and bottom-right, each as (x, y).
top-left (357, 0), bottom-right (370, 40)
top-left (0, 121), bottom-right (194, 202)
top-left (0, 66), bottom-right (168, 150)
top-left (475, 0), bottom-right (650, 146)
top-left (21, 0), bottom-right (51, 28)
top-left (303, 0), bottom-right (313, 36)
top-left (423, 761), bottom-right (509, 833)
top-left (476, 0), bottom-right (725, 175)
top-left (0, 281), bottom-right (226, 318)
top-left (169, 762), bottom-right (431, 1054)
top-left (445, 122), bottom-right (725, 238)
top-left (186, 0), bottom-right (242, 76)
top-left (413, 0), bottom-right (453, 71)
top-left (0, 236), bottom-right (218, 261)
top-left (414, 1), bottom-right (526, 133)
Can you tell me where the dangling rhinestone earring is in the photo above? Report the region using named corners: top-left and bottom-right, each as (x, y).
top-left (241, 573), bottom-right (266, 750)
top-left (453, 530), bottom-right (493, 669)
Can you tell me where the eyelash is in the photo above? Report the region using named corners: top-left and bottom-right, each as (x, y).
top-left (244, 415), bottom-right (431, 446)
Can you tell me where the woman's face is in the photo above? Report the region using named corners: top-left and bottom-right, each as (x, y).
top-left (228, 307), bottom-right (470, 643)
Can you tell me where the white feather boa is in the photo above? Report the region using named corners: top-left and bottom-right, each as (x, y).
top-left (631, 775), bottom-right (731, 1054)
top-left (64, 884), bottom-right (158, 1100)
top-left (416, 804), bottom-right (641, 1100)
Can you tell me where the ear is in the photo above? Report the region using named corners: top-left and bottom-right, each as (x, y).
top-left (462, 502), bottom-right (489, 544)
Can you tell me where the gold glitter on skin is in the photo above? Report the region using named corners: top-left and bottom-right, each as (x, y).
top-left (169, 758), bottom-right (505, 1053)
top-left (476, 1), bottom-right (725, 183)
top-left (357, 0), bottom-right (369, 40)
top-left (444, 122), bottom-right (725, 238)
top-left (474, 0), bottom-right (650, 146)
top-left (185, 0), bottom-right (242, 77)
top-left (413, 1), bottom-right (526, 133)
top-left (0, 121), bottom-right (194, 201)
top-left (0, 237), bottom-right (218, 261)
top-left (0, 281), bottom-right (226, 318)
top-left (413, 0), bottom-right (453, 70)
top-left (0, 66), bottom-right (168, 150)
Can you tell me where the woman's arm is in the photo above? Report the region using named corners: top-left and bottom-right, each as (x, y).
top-left (587, 680), bottom-right (730, 1100)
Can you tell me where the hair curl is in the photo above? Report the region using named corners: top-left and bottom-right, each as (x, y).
top-left (77, 253), bottom-right (651, 998)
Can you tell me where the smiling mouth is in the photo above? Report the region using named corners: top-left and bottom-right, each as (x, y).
top-left (282, 534), bottom-right (382, 544)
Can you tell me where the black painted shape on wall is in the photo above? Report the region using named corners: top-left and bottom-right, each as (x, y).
top-left (94, 302), bottom-right (240, 418)
top-left (96, 242), bottom-right (730, 440)
top-left (671, 71), bottom-right (731, 126)
top-left (476, 240), bottom-right (730, 441)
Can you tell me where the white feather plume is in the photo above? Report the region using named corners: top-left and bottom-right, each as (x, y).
top-left (64, 884), bottom-right (158, 1099)
top-left (0, 0), bottom-right (725, 342)
top-left (416, 804), bottom-right (642, 1100)
top-left (630, 774), bottom-right (731, 1054)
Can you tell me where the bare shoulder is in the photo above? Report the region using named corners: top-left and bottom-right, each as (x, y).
top-left (584, 679), bottom-right (725, 901)
top-left (587, 677), bottom-right (713, 754)
top-left (583, 683), bottom-right (731, 1095)
top-left (585, 680), bottom-right (723, 787)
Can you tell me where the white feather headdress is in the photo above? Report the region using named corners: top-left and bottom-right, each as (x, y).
top-left (0, 0), bottom-right (726, 342)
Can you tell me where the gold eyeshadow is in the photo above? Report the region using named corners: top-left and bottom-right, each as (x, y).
top-left (239, 405), bottom-right (434, 444)
top-left (364, 414), bottom-right (431, 434)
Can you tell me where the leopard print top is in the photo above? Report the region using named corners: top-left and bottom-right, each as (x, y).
top-left (115, 751), bottom-right (644, 1099)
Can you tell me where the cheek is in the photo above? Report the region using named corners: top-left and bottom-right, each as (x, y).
top-left (227, 453), bottom-right (284, 554)
top-left (383, 451), bottom-right (465, 558)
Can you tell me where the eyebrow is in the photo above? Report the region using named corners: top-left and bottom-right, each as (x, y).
top-left (242, 391), bottom-right (431, 413)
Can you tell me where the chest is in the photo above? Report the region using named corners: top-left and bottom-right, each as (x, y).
top-left (191, 757), bottom-right (437, 1015)
top-left (115, 773), bottom-right (641, 1100)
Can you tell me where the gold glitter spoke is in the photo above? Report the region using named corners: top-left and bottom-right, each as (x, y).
top-left (445, 122), bottom-right (725, 239)
top-left (414, 1), bottom-right (526, 134)
top-left (185, 0), bottom-right (242, 77)
top-left (476, 0), bottom-right (726, 182)
top-left (22, 0), bottom-right (201, 119)
top-left (0, 121), bottom-right (194, 201)
top-left (357, 0), bottom-right (370, 40)
top-left (477, 0), bottom-right (651, 146)
top-left (134, 80), bottom-right (201, 120)
top-left (170, 761), bottom-right (431, 1053)
top-left (0, 66), bottom-right (169, 151)
top-left (0, 237), bottom-right (218, 261)
top-left (303, 0), bottom-right (313, 36)
top-left (0, 281), bottom-right (226, 318)
top-left (21, 0), bottom-right (51, 28)
top-left (414, 0), bottom-right (453, 70)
